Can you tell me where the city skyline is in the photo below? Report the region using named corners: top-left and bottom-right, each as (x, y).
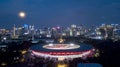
top-left (0, 0), bottom-right (120, 67)
top-left (0, 0), bottom-right (120, 29)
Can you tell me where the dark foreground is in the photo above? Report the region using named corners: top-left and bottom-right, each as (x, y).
top-left (0, 39), bottom-right (120, 67)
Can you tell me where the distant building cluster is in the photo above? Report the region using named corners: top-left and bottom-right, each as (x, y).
top-left (93, 24), bottom-right (120, 40)
top-left (0, 24), bottom-right (120, 41)
top-left (0, 24), bottom-right (88, 39)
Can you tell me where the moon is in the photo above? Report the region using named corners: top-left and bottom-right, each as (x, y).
top-left (19, 12), bottom-right (26, 18)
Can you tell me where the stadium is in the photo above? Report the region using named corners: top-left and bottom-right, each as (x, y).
top-left (30, 42), bottom-right (95, 61)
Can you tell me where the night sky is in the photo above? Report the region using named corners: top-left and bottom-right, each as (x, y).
top-left (0, 0), bottom-right (120, 29)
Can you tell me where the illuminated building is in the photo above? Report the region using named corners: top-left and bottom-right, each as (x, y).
top-left (28, 38), bottom-right (95, 66)
top-left (97, 24), bottom-right (114, 39)
top-left (11, 24), bottom-right (18, 39)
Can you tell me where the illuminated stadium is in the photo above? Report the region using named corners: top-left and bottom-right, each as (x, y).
top-left (30, 38), bottom-right (95, 61)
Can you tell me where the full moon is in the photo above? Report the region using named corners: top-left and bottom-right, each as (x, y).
top-left (19, 12), bottom-right (26, 18)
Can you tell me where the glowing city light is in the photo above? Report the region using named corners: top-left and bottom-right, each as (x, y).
top-left (57, 63), bottom-right (68, 67)
top-left (57, 26), bottom-right (60, 29)
top-left (49, 43), bottom-right (53, 46)
top-left (1, 62), bottom-right (7, 66)
top-left (21, 50), bottom-right (27, 54)
top-left (58, 57), bottom-right (65, 61)
top-left (3, 37), bottom-right (7, 40)
top-left (70, 43), bottom-right (74, 46)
